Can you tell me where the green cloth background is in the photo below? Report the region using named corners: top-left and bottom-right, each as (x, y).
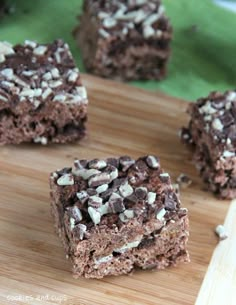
top-left (1, 0), bottom-right (236, 101)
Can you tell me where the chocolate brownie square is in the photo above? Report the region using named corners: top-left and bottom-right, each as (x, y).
top-left (0, 39), bottom-right (88, 145)
top-left (50, 155), bottom-right (189, 279)
top-left (74, 0), bottom-right (172, 81)
top-left (181, 90), bottom-right (236, 198)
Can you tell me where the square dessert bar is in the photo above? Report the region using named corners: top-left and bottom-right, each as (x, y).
top-left (50, 155), bottom-right (189, 278)
top-left (182, 90), bottom-right (236, 198)
top-left (74, 0), bottom-right (172, 81)
top-left (0, 39), bottom-right (88, 145)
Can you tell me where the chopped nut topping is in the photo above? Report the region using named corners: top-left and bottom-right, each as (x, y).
top-left (103, 18), bottom-right (117, 28)
top-left (76, 191), bottom-right (89, 204)
top-left (156, 208), bottom-right (166, 221)
top-left (77, 223), bottom-right (87, 240)
top-left (88, 207), bottom-right (101, 225)
top-left (67, 206), bottom-right (83, 223)
top-left (96, 184), bottom-right (109, 194)
top-left (147, 192), bottom-right (156, 205)
top-left (24, 40), bottom-right (37, 48)
top-left (74, 168), bottom-right (101, 180)
top-left (33, 45), bottom-right (47, 56)
top-left (212, 118), bottom-right (223, 131)
top-left (222, 151), bottom-right (235, 158)
top-left (88, 195), bottom-right (103, 209)
top-left (119, 156), bottom-right (135, 171)
top-left (119, 182), bottom-right (133, 197)
top-left (88, 172), bottom-right (112, 187)
top-left (146, 155), bottom-right (159, 169)
top-left (57, 173), bottom-right (74, 186)
top-left (89, 159), bottom-right (107, 170)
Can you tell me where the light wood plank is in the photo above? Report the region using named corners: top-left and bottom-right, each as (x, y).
top-left (195, 200), bottom-right (236, 305)
top-left (0, 74), bottom-right (231, 304)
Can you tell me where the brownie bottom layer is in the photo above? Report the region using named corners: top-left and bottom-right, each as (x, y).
top-left (51, 200), bottom-right (189, 279)
top-left (0, 102), bottom-right (87, 144)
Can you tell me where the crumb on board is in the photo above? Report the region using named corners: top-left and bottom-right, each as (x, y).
top-left (215, 224), bottom-right (228, 241)
top-left (176, 173), bottom-right (192, 189)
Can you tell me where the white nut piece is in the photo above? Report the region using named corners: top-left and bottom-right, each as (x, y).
top-left (147, 192), bottom-right (156, 205)
top-left (119, 182), bottom-right (133, 197)
top-left (73, 168), bottom-right (101, 180)
top-left (96, 184), bottom-right (109, 194)
top-left (57, 174), bottom-right (74, 186)
top-left (156, 208), bottom-right (166, 221)
top-left (212, 118), bottom-right (223, 131)
top-left (88, 207), bottom-right (101, 225)
top-left (33, 45), bottom-right (47, 56)
top-left (0, 41), bottom-right (15, 56)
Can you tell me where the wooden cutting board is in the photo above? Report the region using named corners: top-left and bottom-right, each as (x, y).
top-left (0, 75), bottom-right (230, 305)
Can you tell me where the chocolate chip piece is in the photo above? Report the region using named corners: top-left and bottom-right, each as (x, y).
top-left (76, 191), bottom-right (89, 204)
top-left (88, 196), bottom-right (103, 209)
top-left (88, 159), bottom-right (107, 170)
top-left (159, 173), bottom-right (170, 183)
top-left (88, 172), bottom-right (112, 187)
top-left (106, 158), bottom-right (119, 168)
top-left (113, 178), bottom-right (127, 188)
top-left (119, 156), bottom-right (135, 171)
top-left (66, 206), bottom-right (83, 223)
top-left (108, 193), bottom-right (125, 213)
top-left (56, 167), bottom-right (72, 176)
top-left (119, 182), bottom-right (133, 197)
top-left (219, 111), bottom-right (234, 128)
top-left (135, 187), bottom-right (147, 200)
top-left (104, 165), bottom-right (119, 181)
top-left (146, 156), bottom-right (160, 169)
top-left (87, 188), bottom-right (97, 196)
top-left (100, 188), bottom-right (114, 201)
top-left (164, 194), bottom-right (176, 210)
top-left (75, 223), bottom-right (87, 240)
top-left (134, 159), bottom-right (148, 172)
top-left (88, 207), bottom-right (101, 225)
top-left (74, 159), bottom-right (87, 169)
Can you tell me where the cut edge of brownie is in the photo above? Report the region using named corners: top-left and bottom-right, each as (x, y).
top-left (0, 39), bottom-right (88, 145)
top-left (50, 155), bottom-right (190, 279)
top-left (74, 0), bottom-right (172, 81)
top-left (181, 90), bottom-right (236, 199)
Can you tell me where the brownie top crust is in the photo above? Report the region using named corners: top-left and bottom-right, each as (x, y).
top-left (187, 90), bottom-right (236, 157)
top-left (84, 0), bottom-right (171, 41)
top-left (0, 39), bottom-right (88, 108)
top-left (51, 156), bottom-right (187, 240)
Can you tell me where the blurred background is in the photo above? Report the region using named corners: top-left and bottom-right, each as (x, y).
top-left (1, 0), bottom-right (236, 101)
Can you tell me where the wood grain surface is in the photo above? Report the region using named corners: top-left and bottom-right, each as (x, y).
top-left (0, 75), bottom-right (230, 305)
